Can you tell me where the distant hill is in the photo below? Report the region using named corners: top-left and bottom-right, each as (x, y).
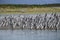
top-left (0, 3), bottom-right (60, 8)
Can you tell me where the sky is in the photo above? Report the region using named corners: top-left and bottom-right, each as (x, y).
top-left (0, 0), bottom-right (60, 4)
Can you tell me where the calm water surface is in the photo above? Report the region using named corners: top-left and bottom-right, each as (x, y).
top-left (0, 30), bottom-right (60, 40)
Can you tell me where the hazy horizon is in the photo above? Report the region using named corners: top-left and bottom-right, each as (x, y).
top-left (0, 0), bottom-right (60, 4)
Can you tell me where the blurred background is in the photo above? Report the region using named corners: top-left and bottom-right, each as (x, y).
top-left (0, 0), bottom-right (60, 4)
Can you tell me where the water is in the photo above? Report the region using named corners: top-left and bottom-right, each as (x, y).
top-left (0, 30), bottom-right (60, 40)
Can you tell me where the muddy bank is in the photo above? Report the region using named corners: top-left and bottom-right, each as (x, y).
top-left (0, 13), bottom-right (60, 30)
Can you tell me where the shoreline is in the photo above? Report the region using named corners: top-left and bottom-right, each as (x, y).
top-left (0, 7), bottom-right (60, 14)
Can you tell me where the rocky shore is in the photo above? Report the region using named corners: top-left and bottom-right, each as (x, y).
top-left (0, 13), bottom-right (60, 30)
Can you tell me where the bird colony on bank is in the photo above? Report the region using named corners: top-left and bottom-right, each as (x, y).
top-left (0, 13), bottom-right (60, 30)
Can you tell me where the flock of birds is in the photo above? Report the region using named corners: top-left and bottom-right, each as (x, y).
top-left (0, 13), bottom-right (60, 30)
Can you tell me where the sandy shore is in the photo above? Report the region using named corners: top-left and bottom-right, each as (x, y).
top-left (0, 7), bottom-right (60, 14)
